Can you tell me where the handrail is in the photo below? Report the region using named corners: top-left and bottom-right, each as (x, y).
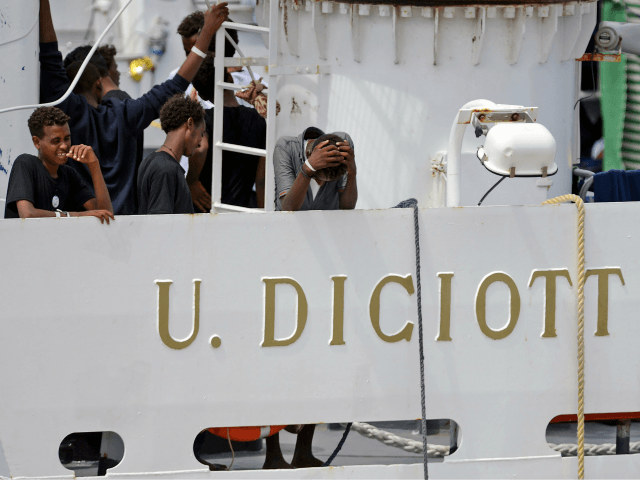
top-left (0, 0), bottom-right (135, 115)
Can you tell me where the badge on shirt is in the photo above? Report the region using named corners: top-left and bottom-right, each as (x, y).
top-left (52, 195), bottom-right (59, 208)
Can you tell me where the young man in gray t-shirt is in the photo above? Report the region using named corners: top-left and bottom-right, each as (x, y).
top-left (273, 126), bottom-right (357, 212)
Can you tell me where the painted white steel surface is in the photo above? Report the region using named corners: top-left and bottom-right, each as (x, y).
top-left (0, 203), bottom-right (639, 477)
top-left (0, 0), bottom-right (40, 216)
top-left (257, 1), bottom-right (596, 209)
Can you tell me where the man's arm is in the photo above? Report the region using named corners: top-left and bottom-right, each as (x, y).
top-left (280, 141), bottom-right (342, 212)
top-left (176, 3), bottom-right (229, 83)
top-left (186, 134), bottom-right (211, 213)
top-left (16, 200), bottom-right (114, 224)
top-left (255, 156), bottom-right (265, 208)
top-left (338, 142), bottom-right (357, 209)
top-left (68, 145), bottom-right (114, 214)
top-left (39, 0), bottom-right (56, 43)
top-left (39, 0), bottom-right (87, 113)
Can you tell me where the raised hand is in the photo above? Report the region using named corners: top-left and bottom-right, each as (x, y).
top-left (307, 140), bottom-right (343, 173)
top-left (203, 2), bottom-right (230, 36)
top-left (337, 141), bottom-right (356, 175)
top-left (74, 209), bottom-right (115, 224)
top-left (67, 144), bottom-right (98, 165)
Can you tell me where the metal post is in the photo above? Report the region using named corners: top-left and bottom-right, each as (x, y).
top-left (211, 24), bottom-right (226, 211)
top-left (264, 0), bottom-right (280, 211)
top-left (616, 419), bottom-right (631, 454)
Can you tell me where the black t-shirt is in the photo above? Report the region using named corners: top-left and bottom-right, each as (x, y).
top-left (200, 106), bottom-right (266, 207)
top-left (101, 89), bottom-right (145, 213)
top-left (4, 154), bottom-right (95, 218)
top-left (137, 150), bottom-right (194, 215)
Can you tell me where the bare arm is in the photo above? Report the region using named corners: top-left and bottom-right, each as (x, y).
top-left (186, 134), bottom-right (211, 213)
top-left (338, 142), bottom-right (357, 209)
top-left (68, 145), bottom-right (113, 214)
top-left (17, 200), bottom-right (56, 218)
top-left (17, 199), bottom-right (114, 224)
top-left (255, 156), bottom-right (265, 208)
top-left (176, 3), bottom-right (229, 83)
top-left (39, 0), bottom-right (57, 43)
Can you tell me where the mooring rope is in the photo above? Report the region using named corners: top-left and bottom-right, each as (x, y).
top-left (350, 421), bottom-right (640, 458)
top-left (322, 423), bottom-right (353, 467)
top-left (542, 194), bottom-right (586, 479)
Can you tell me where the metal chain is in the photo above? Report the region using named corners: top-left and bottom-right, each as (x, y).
top-left (543, 195), bottom-right (586, 479)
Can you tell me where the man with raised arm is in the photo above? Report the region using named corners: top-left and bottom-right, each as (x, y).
top-left (37, 0), bottom-right (228, 215)
top-left (274, 127), bottom-right (358, 212)
top-left (4, 107), bottom-right (114, 223)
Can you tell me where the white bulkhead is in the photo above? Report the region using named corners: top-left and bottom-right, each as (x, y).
top-left (256, 0), bottom-right (596, 208)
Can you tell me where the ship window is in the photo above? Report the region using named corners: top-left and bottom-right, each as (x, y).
top-left (59, 431), bottom-right (124, 476)
top-left (546, 414), bottom-right (640, 455)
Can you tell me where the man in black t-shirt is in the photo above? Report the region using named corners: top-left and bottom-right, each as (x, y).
top-left (189, 60), bottom-right (267, 211)
top-left (137, 94), bottom-right (205, 215)
top-left (4, 107), bottom-right (114, 223)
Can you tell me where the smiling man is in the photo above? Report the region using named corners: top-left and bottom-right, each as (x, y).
top-left (4, 107), bottom-right (114, 223)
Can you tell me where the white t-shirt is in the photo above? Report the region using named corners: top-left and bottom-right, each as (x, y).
top-left (165, 67), bottom-right (267, 174)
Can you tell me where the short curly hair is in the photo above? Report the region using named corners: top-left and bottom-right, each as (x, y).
top-left (97, 44), bottom-right (117, 70)
top-left (177, 11), bottom-right (204, 37)
top-left (64, 45), bottom-right (109, 77)
top-left (28, 107), bottom-right (70, 138)
top-left (159, 93), bottom-right (205, 134)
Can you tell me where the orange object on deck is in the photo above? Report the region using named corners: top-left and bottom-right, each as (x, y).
top-left (208, 425), bottom-right (286, 442)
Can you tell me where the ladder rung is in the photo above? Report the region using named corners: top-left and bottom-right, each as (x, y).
top-left (216, 142), bottom-right (267, 157)
top-left (222, 21), bottom-right (270, 33)
top-left (224, 57), bottom-right (268, 67)
top-left (217, 81), bottom-right (268, 91)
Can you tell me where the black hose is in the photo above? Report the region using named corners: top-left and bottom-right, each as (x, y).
top-left (322, 423), bottom-right (352, 467)
top-left (477, 176), bottom-right (506, 206)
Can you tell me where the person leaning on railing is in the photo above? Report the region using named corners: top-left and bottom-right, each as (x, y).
top-left (4, 107), bottom-right (114, 224)
top-left (36, 0), bottom-right (229, 215)
top-left (273, 126), bottom-right (357, 212)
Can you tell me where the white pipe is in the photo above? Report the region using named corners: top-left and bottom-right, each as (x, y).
top-left (0, 0), bottom-right (135, 115)
top-left (446, 99), bottom-right (497, 207)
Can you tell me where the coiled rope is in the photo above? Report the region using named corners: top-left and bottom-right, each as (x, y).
top-left (542, 194), bottom-right (586, 479)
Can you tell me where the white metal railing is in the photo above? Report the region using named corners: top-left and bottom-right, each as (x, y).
top-left (211, 7), bottom-right (278, 213)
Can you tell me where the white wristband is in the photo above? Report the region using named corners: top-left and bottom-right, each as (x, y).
top-left (305, 159), bottom-right (316, 172)
top-left (191, 46), bottom-right (207, 59)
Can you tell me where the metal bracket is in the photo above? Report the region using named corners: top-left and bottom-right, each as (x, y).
top-left (539, 4), bottom-right (558, 64)
top-left (282, 0), bottom-right (299, 57)
top-left (507, 6), bottom-right (526, 65)
top-left (349, 4), bottom-right (361, 63)
top-left (311, 1), bottom-right (327, 60)
top-left (472, 7), bottom-right (486, 66)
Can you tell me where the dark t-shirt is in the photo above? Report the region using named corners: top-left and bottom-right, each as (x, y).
top-left (200, 106), bottom-right (266, 207)
top-left (137, 151), bottom-right (194, 215)
top-left (101, 89), bottom-right (145, 213)
top-left (4, 154), bottom-right (95, 218)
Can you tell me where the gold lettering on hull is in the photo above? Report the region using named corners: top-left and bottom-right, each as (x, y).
top-left (369, 275), bottom-right (415, 343)
top-left (528, 269), bottom-right (573, 338)
top-left (262, 278), bottom-right (308, 347)
top-left (585, 268), bottom-right (625, 336)
top-left (436, 273), bottom-right (454, 341)
top-left (156, 279), bottom-right (201, 349)
top-left (330, 276), bottom-right (347, 346)
top-left (476, 272), bottom-right (521, 340)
